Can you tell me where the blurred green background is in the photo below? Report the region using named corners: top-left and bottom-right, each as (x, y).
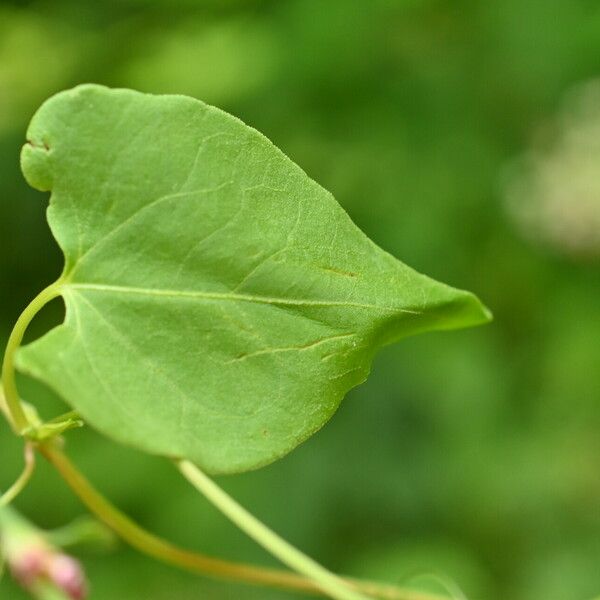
top-left (1, 1), bottom-right (599, 599)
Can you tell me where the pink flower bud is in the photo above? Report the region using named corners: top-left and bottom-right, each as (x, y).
top-left (2, 507), bottom-right (88, 598)
top-left (47, 554), bottom-right (88, 600)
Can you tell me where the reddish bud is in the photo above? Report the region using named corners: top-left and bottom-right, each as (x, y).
top-left (47, 554), bottom-right (88, 600)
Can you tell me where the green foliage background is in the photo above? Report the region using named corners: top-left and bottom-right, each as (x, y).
top-left (1, 1), bottom-right (599, 599)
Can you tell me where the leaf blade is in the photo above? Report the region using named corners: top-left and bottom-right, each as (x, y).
top-left (17, 84), bottom-right (490, 473)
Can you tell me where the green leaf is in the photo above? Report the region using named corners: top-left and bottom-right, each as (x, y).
top-left (16, 84), bottom-right (490, 474)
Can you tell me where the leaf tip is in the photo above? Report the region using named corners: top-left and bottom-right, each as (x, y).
top-left (448, 290), bottom-right (493, 330)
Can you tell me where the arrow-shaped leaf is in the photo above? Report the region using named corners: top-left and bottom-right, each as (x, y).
top-left (17, 85), bottom-right (490, 473)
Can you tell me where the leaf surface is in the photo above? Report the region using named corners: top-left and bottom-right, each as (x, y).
top-left (17, 85), bottom-right (490, 473)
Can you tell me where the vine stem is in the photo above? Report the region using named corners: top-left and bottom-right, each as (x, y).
top-left (40, 444), bottom-right (439, 600)
top-left (1, 282), bottom-right (62, 433)
top-left (177, 459), bottom-right (368, 600)
top-left (39, 443), bottom-right (332, 595)
top-left (0, 442), bottom-right (35, 507)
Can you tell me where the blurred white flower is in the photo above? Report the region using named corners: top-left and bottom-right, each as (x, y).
top-left (504, 79), bottom-right (600, 260)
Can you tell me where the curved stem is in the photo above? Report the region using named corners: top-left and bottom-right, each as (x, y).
top-left (0, 443), bottom-right (35, 507)
top-left (1, 283), bottom-right (63, 433)
top-left (39, 443), bottom-right (325, 594)
top-left (41, 444), bottom-right (434, 600)
top-left (177, 459), bottom-right (368, 600)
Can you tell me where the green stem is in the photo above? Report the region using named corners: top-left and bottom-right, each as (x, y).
top-left (0, 443), bottom-right (35, 507)
top-left (1, 283), bottom-right (63, 433)
top-left (41, 444), bottom-right (434, 600)
top-left (39, 443), bottom-right (325, 595)
top-left (177, 459), bottom-right (369, 600)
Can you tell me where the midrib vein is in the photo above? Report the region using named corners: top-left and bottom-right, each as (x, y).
top-left (67, 282), bottom-right (417, 314)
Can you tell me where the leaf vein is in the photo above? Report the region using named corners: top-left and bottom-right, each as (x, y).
top-left (68, 283), bottom-right (419, 314)
top-left (68, 183), bottom-right (232, 278)
top-left (226, 333), bottom-right (356, 363)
